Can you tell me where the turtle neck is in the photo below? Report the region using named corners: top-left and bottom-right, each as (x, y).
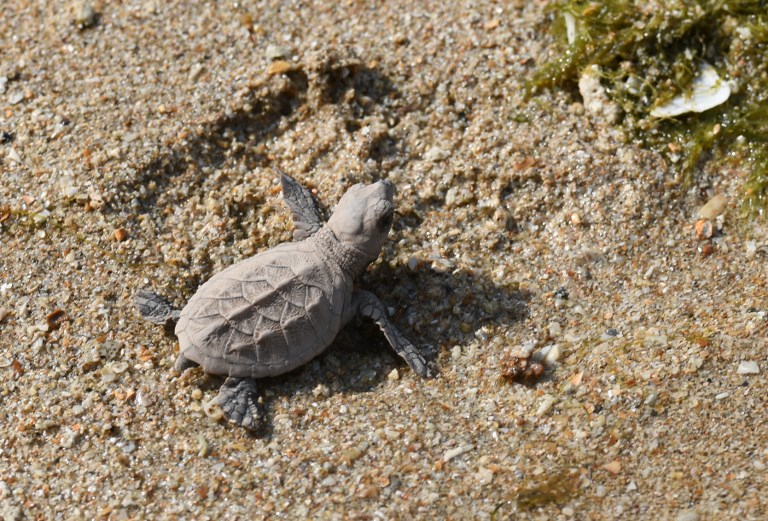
top-left (312, 226), bottom-right (372, 277)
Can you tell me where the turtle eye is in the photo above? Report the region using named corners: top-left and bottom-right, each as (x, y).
top-left (378, 209), bottom-right (394, 230)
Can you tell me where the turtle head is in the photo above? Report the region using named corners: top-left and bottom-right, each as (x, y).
top-left (327, 179), bottom-right (395, 263)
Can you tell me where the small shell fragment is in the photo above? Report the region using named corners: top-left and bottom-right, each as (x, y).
top-left (265, 45), bottom-right (290, 60)
top-left (189, 63), bottom-right (205, 81)
top-left (737, 360), bottom-right (760, 375)
top-left (73, 1), bottom-right (97, 29)
top-left (535, 394), bottom-right (556, 417)
top-left (441, 444), bottom-right (474, 463)
top-left (203, 399), bottom-right (224, 420)
top-left (542, 344), bottom-right (561, 366)
top-left (570, 370), bottom-right (584, 387)
top-left (476, 467), bottom-right (494, 485)
top-left (100, 365), bottom-right (116, 383)
top-left (697, 195), bottom-right (727, 220)
top-left (136, 387), bottom-right (155, 407)
top-left (197, 435), bottom-right (210, 457)
top-left (675, 510), bottom-right (700, 521)
top-left (312, 383), bottom-right (330, 398)
top-left (650, 62), bottom-right (731, 118)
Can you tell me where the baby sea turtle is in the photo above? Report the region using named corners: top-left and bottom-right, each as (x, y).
top-left (135, 171), bottom-right (435, 430)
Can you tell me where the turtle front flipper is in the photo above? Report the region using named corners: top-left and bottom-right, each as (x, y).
top-left (352, 290), bottom-right (437, 378)
top-left (276, 169), bottom-right (323, 241)
top-left (212, 377), bottom-right (265, 431)
top-left (134, 289), bottom-right (181, 324)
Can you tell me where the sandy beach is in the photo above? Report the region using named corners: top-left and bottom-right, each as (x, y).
top-left (1, 1), bottom-right (766, 519)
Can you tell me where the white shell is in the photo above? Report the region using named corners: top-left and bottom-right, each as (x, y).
top-left (564, 12), bottom-right (577, 45)
top-left (650, 62), bottom-right (730, 118)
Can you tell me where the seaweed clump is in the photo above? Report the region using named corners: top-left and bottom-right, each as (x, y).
top-left (515, 470), bottom-right (580, 511)
top-left (528, 0), bottom-right (768, 215)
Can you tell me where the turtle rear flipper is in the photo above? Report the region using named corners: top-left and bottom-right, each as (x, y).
top-left (134, 289), bottom-right (181, 324)
top-left (212, 377), bottom-right (265, 431)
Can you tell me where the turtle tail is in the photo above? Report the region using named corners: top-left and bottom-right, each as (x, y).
top-left (134, 289), bottom-right (181, 324)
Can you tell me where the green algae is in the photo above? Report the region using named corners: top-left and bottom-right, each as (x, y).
top-left (528, 0), bottom-right (768, 216)
top-left (491, 468), bottom-right (582, 518)
top-left (515, 469), bottom-right (581, 511)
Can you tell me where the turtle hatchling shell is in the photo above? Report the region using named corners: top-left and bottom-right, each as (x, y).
top-left (175, 240), bottom-right (350, 378)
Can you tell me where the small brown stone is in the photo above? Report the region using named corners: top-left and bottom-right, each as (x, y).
top-left (114, 228), bottom-right (129, 242)
top-left (514, 157), bottom-right (537, 171)
top-left (240, 13), bottom-right (254, 29)
top-left (570, 212), bottom-right (582, 226)
top-left (113, 388), bottom-right (136, 402)
top-left (694, 219), bottom-right (713, 240)
top-left (267, 60), bottom-right (292, 75)
top-left (46, 309), bottom-right (68, 331)
top-left (570, 370), bottom-right (584, 386)
top-left (700, 243), bottom-right (715, 256)
top-left (357, 484), bottom-right (379, 498)
top-left (500, 351), bottom-right (545, 385)
top-left (138, 345), bottom-right (154, 362)
top-left (340, 444), bottom-right (367, 465)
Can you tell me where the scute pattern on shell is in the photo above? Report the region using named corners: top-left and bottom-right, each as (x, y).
top-left (175, 241), bottom-right (345, 378)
